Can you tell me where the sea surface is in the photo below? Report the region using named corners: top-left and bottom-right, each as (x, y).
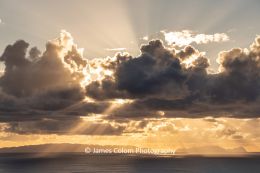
top-left (0, 153), bottom-right (259, 173)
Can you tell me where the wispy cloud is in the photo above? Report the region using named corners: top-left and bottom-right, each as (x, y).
top-left (162, 30), bottom-right (230, 47)
top-left (105, 48), bottom-right (127, 51)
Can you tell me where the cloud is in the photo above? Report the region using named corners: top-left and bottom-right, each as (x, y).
top-left (0, 31), bottom-right (86, 98)
top-left (0, 30), bottom-right (260, 135)
top-left (86, 40), bottom-right (189, 100)
top-left (162, 30), bottom-right (230, 47)
top-left (105, 48), bottom-right (127, 51)
top-left (0, 31), bottom-right (110, 123)
top-left (0, 30), bottom-right (122, 135)
top-left (85, 37), bottom-right (260, 119)
top-left (4, 118), bottom-right (125, 135)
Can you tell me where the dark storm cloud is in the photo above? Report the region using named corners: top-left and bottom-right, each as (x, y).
top-left (86, 38), bottom-right (260, 119)
top-left (87, 40), bottom-right (201, 102)
top-left (116, 40), bottom-right (186, 97)
top-left (87, 40), bottom-right (188, 99)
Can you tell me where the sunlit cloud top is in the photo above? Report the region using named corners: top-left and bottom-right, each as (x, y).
top-left (162, 30), bottom-right (230, 47)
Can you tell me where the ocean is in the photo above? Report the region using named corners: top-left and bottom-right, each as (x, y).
top-left (0, 153), bottom-right (259, 173)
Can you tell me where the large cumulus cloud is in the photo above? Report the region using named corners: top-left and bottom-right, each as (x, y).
top-left (0, 31), bottom-right (112, 134)
top-left (86, 37), bottom-right (260, 119)
top-left (86, 40), bottom-right (191, 100)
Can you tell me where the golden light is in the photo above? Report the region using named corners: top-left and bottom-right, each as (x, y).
top-left (112, 99), bottom-right (134, 105)
top-left (157, 111), bottom-right (165, 117)
top-left (81, 57), bottom-right (116, 87)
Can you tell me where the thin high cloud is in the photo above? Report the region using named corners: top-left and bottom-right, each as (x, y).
top-left (162, 30), bottom-right (230, 47)
top-left (0, 30), bottom-right (259, 135)
top-left (105, 48), bottom-right (127, 51)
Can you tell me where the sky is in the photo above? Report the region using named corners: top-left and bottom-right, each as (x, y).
top-left (0, 0), bottom-right (260, 153)
top-left (1, 0), bottom-right (260, 68)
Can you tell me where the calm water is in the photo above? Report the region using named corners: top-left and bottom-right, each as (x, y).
top-left (0, 153), bottom-right (259, 173)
